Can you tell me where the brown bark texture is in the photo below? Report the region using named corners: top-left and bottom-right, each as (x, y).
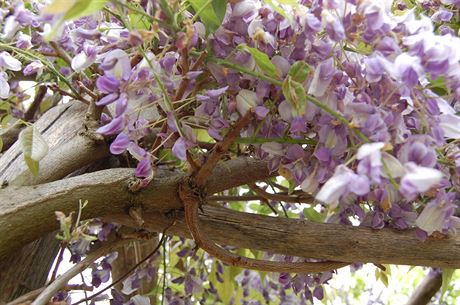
top-left (0, 157), bottom-right (458, 269)
top-left (405, 271), bottom-right (442, 305)
top-left (0, 101), bottom-right (108, 302)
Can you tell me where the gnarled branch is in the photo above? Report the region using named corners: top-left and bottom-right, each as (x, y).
top-left (0, 157), bottom-right (459, 269)
top-left (109, 204), bottom-right (460, 269)
top-left (0, 158), bottom-right (270, 260)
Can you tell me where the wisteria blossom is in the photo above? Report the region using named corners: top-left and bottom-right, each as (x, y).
top-left (1, 0), bottom-right (460, 304)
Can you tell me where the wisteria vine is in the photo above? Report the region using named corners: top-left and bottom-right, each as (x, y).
top-left (1, 0), bottom-right (460, 304)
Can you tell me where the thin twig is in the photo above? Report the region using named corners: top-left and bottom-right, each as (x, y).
top-left (279, 202), bottom-right (289, 218)
top-left (247, 183), bottom-right (314, 204)
top-left (49, 41), bottom-right (72, 66)
top-left (193, 110), bottom-right (254, 186)
top-left (7, 285), bottom-right (92, 305)
top-left (71, 231), bottom-right (169, 305)
top-left (48, 84), bottom-right (90, 105)
top-left (79, 273), bottom-right (90, 305)
top-left (173, 51), bottom-right (207, 102)
top-left (161, 236), bottom-right (167, 305)
top-left (24, 85), bottom-right (47, 121)
top-left (266, 181), bottom-right (289, 192)
top-left (31, 238), bottom-right (137, 305)
top-left (260, 198), bottom-right (279, 215)
top-left (76, 81), bottom-right (99, 100)
top-left (150, 121), bottom-right (168, 156)
top-left (179, 109), bottom-right (349, 273)
top-left (48, 242), bottom-right (67, 283)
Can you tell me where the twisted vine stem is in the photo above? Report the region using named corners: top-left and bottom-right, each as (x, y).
top-left (178, 110), bottom-right (349, 273)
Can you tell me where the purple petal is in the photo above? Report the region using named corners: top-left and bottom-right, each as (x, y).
top-left (135, 157), bottom-right (153, 178)
top-left (96, 116), bottom-right (125, 135)
top-left (172, 138), bottom-right (187, 160)
top-left (313, 286), bottom-right (324, 300)
top-left (206, 86), bottom-right (228, 98)
top-left (255, 106), bottom-right (269, 119)
top-left (115, 93), bottom-right (128, 117)
top-left (100, 49), bottom-right (131, 80)
top-left (128, 142), bottom-right (147, 160)
top-left (364, 56), bottom-right (384, 83)
top-left (96, 75), bottom-right (120, 94)
top-left (349, 175), bottom-right (370, 196)
top-left (286, 144), bottom-right (304, 161)
top-left (110, 133), bottom-right (130, 154)
top-left (96, 93), bottom-right (119, 106)
top-left (431, 10), bottom-right (453, 22)
top-left (314, 147), bottom-right (331, 162)
top-left (305, 13), bottom-right (322, 33)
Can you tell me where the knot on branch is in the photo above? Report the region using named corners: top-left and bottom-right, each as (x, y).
top-left (127, 176), bottom-right (144, 193)
top-left (78, 103), bottom-right (105, 142)
top-left (179, 176), bottom-right (207, 208)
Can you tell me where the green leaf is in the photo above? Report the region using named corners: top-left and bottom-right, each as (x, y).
top-left (288, 179), bottom-right (296, 194)
top-left (303, 206), bottom-right (325, 223)
top-left (42, 0), bottom-right (77, 15)
top-left (0, 136), bottom-right (3, 152)
top-left (380, 271), bottom-right (389, 287)
top-left (1, 114), bottom-right (12, 127)
top-left (262, 0), bottom-right (298, 24)
top-left (239, 44), bottom-right (279, 79)
top-left (212, 0), bottom-right (228, 23)
top-left (276, 0), bottom-right (300, 4)
top-left (429, 76), bottom-right (448, 96)
top-left (264, 0), bottom-right (289, 21)
top-left (129, 13), bottom-right (150, 30)
top-left (0, 101), bottom-right (11, 110)
top-left (248, 289), bottom-right (266, 304)
top-left (288, 61), bottom-right (310, 83)
top-left (19, 126), bottom-right (49, 176)
top-left (24, 156), bottom-right (40, 176)
top-left (282, 76), bottom-right (307, 115)
top-left (249, 203), bottom-right (274, 215)
top-left (214, 264), bottom-right (235, 304)
top-left (43, 0), bottom-right (107, 40)
top-left (189, 0), bottom-right (226, 34)
top-left (63, 0), bottom-right (107, 21)
top-left (441, 269), bottom-right (456, 302)
top-left (195, 128), bottom-right (215, 143)
top-left (43, 0), bottom-right (106, 21)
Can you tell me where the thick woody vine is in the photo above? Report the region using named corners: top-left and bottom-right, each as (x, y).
top-left (178, 110), bottom-right (349, 273)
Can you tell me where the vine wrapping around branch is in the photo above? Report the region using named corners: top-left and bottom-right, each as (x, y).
top-left (192, 110), bottom-right (254, 186)
top-left (179, 111), bottom-right (350, 273)
top-left (179, 178), bottom-right (349, 272)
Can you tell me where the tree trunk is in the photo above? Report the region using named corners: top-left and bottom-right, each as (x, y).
top-left (405, 271), bottom-right (442, 305)
top-left (1, 158), bottom-right (459, 268)
top-left (0, 233), bottom-right (60, 303)
top-left (0, 101), bottom-right (108, 302)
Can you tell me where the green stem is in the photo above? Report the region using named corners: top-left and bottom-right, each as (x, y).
top-left (191, 0), bottom-right (213, 22)
top-left (210, 57), bottom-right (370, 143)
top-left (161, 237), bottom-right (167, 305)
top-left (211, 58), bottom-right (283, 86)
top-left (382, 158), bottom-right (400, 191)
top-left (138, 48), bottom-right (185, 138)
top-left (0, 43), bottom-right (78, 96)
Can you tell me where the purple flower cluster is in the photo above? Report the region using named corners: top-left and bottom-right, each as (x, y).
top-left (2, 0), bottom-right (460, 303)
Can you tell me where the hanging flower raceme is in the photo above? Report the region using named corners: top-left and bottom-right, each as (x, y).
top-left (2, 0), bottom-right (459, 303)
